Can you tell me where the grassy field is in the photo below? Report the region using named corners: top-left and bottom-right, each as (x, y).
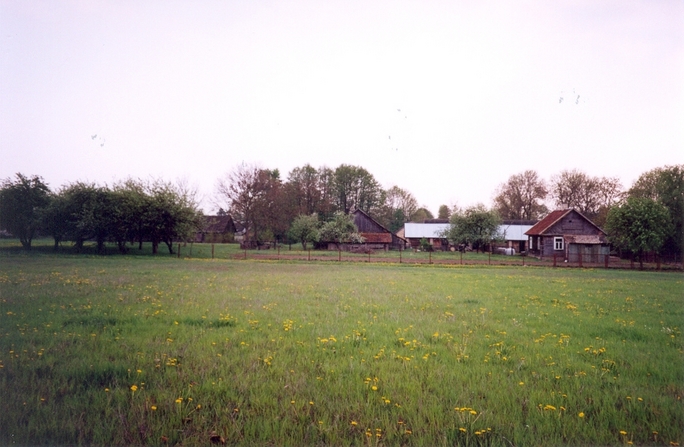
top-left (0, 246), bottom-right (682, 446)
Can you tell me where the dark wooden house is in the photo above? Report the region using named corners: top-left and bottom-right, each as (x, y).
top-left (195, 215), bottom-right (237, 243)
top-left (525, 209), bottom-right (609, 261)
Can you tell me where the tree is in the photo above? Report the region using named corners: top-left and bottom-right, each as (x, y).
top-left (410, 207), bottom-right (434, 222)
top-left (288, 213), bottom-right (320, 250)
top-left (285, 164), bottom-right (322, 216)
top-left (216, 164), bottom-right (270, 244)
top-left (605, 197), bottom-right (672, 269)
top-left (42, 190), bottom-right (71, 251)
top-left (319, 211), bottom-right (363, 250)
top-left (376, 186), bottom-right (419, 232)
top-left (493, 170), bottom-right (548, 220)
top-left (444, 204), bottom-right (502, 252)
top-left (332, 165), bottom-right (384, 215)
top-left (627, 165), bottom-right (683, 258)
top-left (145, 179), bottom-right (202, 254)
top-left (550, 169), bottom-right (622, 226)
top-left (437, 204), bottom-right (451, 220)
top-left (0, 173), bottom-right (51, 249)
top-left (56, 182), bottom-right (111, 252)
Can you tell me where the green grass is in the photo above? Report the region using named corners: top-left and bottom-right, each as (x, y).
top-left (0, 247), bottom-right (682, 446)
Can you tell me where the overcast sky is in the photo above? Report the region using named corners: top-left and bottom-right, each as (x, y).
top-left (1, 0), bottom-right (682, 214)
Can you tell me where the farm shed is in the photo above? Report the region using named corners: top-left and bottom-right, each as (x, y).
top-left (494, 220), bottom-right (537, 253)
top-left (404, 222), bottom-right (450, 250)
top-left (525, 209), bottom-right (609, 261)
top-left (195, 215), bottom-right (237, 243)
top-left (349, 209), bottom-right (405, 250)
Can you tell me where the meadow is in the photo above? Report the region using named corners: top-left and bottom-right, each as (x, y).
top-left (0, 244), bottom-right (682, 446)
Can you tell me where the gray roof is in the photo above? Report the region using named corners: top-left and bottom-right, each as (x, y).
top-left (498, 224), bottom-right (534, 241)
top-left (404, 223), bottom-right (450, 238)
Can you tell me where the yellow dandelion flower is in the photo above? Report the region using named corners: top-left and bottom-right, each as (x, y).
top-left (578, 412), bottom-right (585, 418)
top-left (459, 428), bottom-right (467, 433)
top-left (351, 421), bottom-right (358, 426)
top-left (130, 385), bottom-right (138, 392)
top-left (620, 430), bottom-right (627, 435)
top-left (151, 405), bottom-right (157, 411)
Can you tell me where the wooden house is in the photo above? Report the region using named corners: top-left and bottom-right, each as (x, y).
top-left (195, 215), bottom-right (237, 243)
top-left (525, 209), bottom-right (609, 261)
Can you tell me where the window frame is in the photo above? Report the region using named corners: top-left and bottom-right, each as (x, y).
top-left (554, 237), bottom-right (564, 251)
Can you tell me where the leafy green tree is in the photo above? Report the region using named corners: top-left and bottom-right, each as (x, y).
top-left (376, 185), bottom-right (418, 232)
top-left (605, 197), bottom-right (672, 269)
top-left (333, 165), bottom-right (384, 215)
top-left (56, 182), bottom-right (110, 252)
top-left (0, 173), bottom-right (51, 249)
top-left (288, 213), bottom-right (320, 250)
top-left (410, 207), bottom-right (434, 222)
top-left (493, 170), bottom-right (548, 220)
top-left (627, 165), bottom-right (683, 258)
top-left (444, 204), bottom-right (502, 252)
top-left (319, 211), bottom-right (363, 250)
top-left (42, 190), bottom-right (71, 250)
top-left (146, 180), bottom-right (202, 254)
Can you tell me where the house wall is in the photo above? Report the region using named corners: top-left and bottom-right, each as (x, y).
top-left (544, 210), bottom-right (601, 237)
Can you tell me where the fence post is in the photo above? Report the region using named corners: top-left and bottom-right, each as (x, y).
top-left (177, 243), bottom-right (181, 258)
top-left (522, 254), bottom-right (525, 266)
top-left (488, 252), bottom-right (491, 265)
top-left (578, 252), bottom-right (582, 268)
top-left (189, 242), bottom-right (193, 257)
top-left (429, 251), bottom-right (432, 265)
top-left (278, 244), bottom-right (280, 260)
top-left (657, 255), bottom-right (661, 271)
top-left (308, 249), bottom-right (311, 261)
top-left (211, 243), bottom-right (215, 259)
top-left (368, 251), bottom-right (371, 263)
top-left (244, 248), bottom-right (247, 260)
top-left (604, 253), bottom-right (608, 268)
top-left (399, 246), bottom-right (402, 264)
top-left (553, 254), bottom-right (556, 267)
top-left (460, 251), bottom-right (463, 265)
top-left (338, 248), bottom-right (341, 262)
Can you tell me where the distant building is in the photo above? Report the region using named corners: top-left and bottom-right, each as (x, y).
top-left (496, 220), bottom-right (537, 253)
top-left (404, 222), bottom-right (450, 250)
top-left (195, 215), bottom-right (237, 243)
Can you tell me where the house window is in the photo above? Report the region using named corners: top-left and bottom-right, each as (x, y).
top-left (554, 237), bottom-right (564, 251)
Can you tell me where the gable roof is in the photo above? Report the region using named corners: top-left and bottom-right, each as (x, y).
top-left (202, 215), bottom-right (236, 233)
top-left (352, 209), bottom-right (392, 234)
top-left (525, 209), bottom-right (603, 236)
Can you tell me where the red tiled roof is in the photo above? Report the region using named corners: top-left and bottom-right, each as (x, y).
top-left (525, 210), bottom-right (570, 236)
top-left (360, 233), bottom-right (392, 243)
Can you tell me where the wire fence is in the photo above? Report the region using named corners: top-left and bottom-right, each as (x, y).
top-left (174, 243), bottom-right (683, 271)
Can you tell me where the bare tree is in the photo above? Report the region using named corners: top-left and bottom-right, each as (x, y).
top-left (550, 169), bottom-right (622, 225)
top-left (493, 170), bottom-right (548, 221)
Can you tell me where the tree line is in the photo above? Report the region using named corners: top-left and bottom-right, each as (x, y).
top-left (0, 176), bottom-right (201, 254)
top-left (0, 164), bottom-right (681, 261)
